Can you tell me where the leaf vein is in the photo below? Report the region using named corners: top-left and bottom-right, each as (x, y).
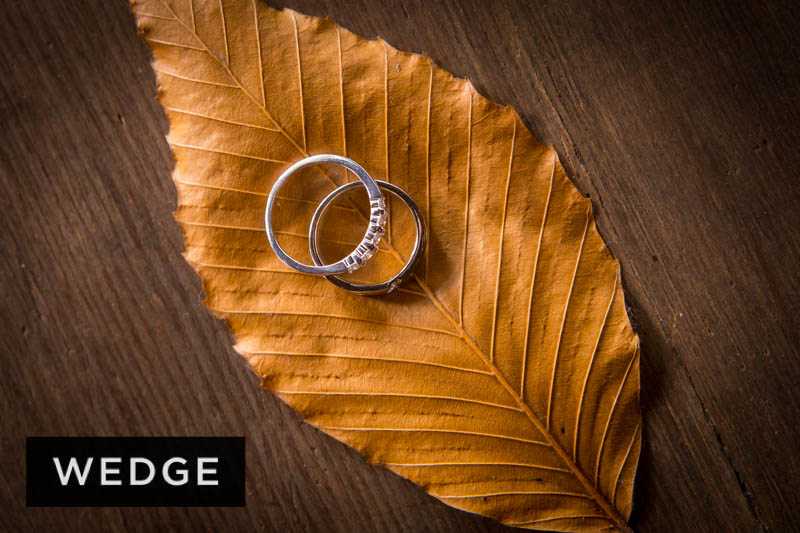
top-left (214, 309), bottom-right (461, 337)
top-left (612, 423), bottom-right (640, 508)
top-left (385, 462), bottom-right (570, 474)
top-left (594, 344), bottom-right (639, 486)
top-left (290, 12), bottom-right (307, 151)
top-left (152, 67), bottom-right (238, 88)
top-left (178, 220), bottom-right (388, 252)
top-left (337, 27), bottom-right (347, 181)
top-left (319, 426), bottom-right (548, 447)
top-left (424, 58), bottom-right (433, 284)
top-left (246, 350), bottom-right (490, 376)
top-left (547, 206), bottom-right (591, 429)
top-left (459, 89), bottom-right (473, 327)
top-left (164, 106), bottom-right (279, 131)
top-left (507, 515), bottom-right (611, 527)
top-left (275, 390), bottom-right (520, 412)
top-left (384, 41), bottom-right (391, 241)
top-left (490, 116), bottom-right (516, 362)
top-left (173, 179), bottom-right (358, 212)
top-left (521, 149), bottom-right (556, 397)
top-left (574, 271), bottom-right (619, 459)
top-left (251, 0), bottom-right (265, 106)
top-left (135, 12), bottom-right (176, 21)
top-left (189, 0), bottom-right (195, 31)
top-left (168, 141), bottom-right (291, 163)
top-left (218, 0), bottom-right (229, 64)
top-left (435, 490), bottom-right (592, 501)
top-left (144, 37), bottom-right (205, 51)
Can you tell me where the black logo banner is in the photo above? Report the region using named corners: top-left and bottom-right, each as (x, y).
top-left (26, 437), bottom-right (245, 507)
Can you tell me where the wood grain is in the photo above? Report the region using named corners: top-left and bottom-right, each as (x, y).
top-left (1, 0), bottom-right (798, 531)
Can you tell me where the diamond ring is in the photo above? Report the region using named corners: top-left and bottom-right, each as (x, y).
top-left (308, 180), bottom-right (426, 295)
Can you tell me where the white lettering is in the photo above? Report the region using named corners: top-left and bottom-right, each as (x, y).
top-left (53, 457), bottom-right (93, 486)
top-left (130, 457), bottom-right (155, 486)
top-left (197, 457), bottom-right (218, 486)
top-left (162, 457), bottom-right (188, 486)
top-left (100, 457), bottom-right (122, 485)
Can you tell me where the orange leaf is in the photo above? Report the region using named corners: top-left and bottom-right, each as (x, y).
top-left (133, 1), bottom-right (641, 530)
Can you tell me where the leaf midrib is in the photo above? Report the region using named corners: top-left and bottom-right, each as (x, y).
top-left (151, 2), bottom-right (630, 529)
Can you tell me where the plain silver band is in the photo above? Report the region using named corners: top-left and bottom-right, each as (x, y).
top-left (265, 154), bottom-right (386, 276)
top-left (309, 180), bottom-right (426, 295)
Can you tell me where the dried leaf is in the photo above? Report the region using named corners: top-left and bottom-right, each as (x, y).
top-left (132, 1), bottom-right (641, 531)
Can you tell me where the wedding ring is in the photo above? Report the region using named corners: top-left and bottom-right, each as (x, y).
top-left (265, 154), bottom-right (386, 275)
top-left (308, 180), bottom-right (426, 295)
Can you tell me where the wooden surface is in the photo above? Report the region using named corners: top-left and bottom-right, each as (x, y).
top-left (1, 0), bottom-right (798, 531)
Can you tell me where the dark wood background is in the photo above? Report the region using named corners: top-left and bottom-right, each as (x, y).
top-left (2, 0), bottom-right (798, 531)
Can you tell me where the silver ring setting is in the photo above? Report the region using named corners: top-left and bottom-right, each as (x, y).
top-left (264, 154), bottom-right (386, 276)
top-left (308, 180), bottom-right (427, 295)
